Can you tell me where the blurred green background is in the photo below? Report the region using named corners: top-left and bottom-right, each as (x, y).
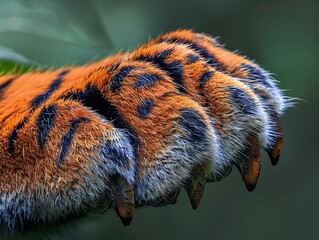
top-left (0, 0), bottom-right (318, 239)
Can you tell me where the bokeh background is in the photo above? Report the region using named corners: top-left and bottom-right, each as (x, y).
top-left (0, 0), bottom-right (318, 239)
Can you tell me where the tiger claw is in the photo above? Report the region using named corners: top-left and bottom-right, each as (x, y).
top-left (109, 175), bottom-right (135, 226)
top-left (237, 134), bottom-right (261, 192)
top-left (90, 193), bottom-right (111, 214)
top-left (207, 165), bottom-right (233, 182)
top-left (153, 190), bottom-right (181, 207)
top-left (266, 113), bottom-right (283, 166)
top-left (185, 164), bottom-right (207, 209)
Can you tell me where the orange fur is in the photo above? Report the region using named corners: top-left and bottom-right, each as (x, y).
top-left (0, 29), bottom-right (288, 230)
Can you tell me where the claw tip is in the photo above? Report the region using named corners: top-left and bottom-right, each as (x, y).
top-left (266, 148), bottom-right (281, 166)
top-left (245, 183), bottom-right (257, 192)
top-left (120, 216), bottom-right (133, 226)
top-left (189, 198), bottom-right (200, 210)
top-left (187, 188), bottom-right (204, 210)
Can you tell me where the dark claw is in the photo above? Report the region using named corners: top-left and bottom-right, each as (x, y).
top-left (266, 113), bottom-right (283, 165)
top-left (90, 193), bottom-right (111, 214)
top-left (153, 190), bottom-right (181, 207)
top-left (120, 217), bottom-right (133, 226)
top-left (207, 165), bottom-right (233, 182)
top-left (185, 164), bottom-right (207, 209)
top-left (236, 134), bottom-right (261, 192)
top-left (108, 175), bottom-right (135, 226)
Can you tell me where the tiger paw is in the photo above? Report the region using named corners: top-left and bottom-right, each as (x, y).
top-left (150, 29), bottom-right (290, 187)
top-left (0, 29), bottom-right (292, 230)
top-left (0, 98), bottom-right (136, 230)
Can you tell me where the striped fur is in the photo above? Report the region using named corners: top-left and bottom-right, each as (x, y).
top-left (0, 30), bottom-right (289, 230)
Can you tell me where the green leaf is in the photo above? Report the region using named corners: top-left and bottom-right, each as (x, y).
top-left (0, 0), bottom-right (113, 49)
top-left (0, 61), bottom-right (34, 75)
top-left (0, 45), bottom-right (41, 75)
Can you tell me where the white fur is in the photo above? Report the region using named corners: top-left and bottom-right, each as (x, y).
top-left (134, 116), bottom-right (214, 204)
top-left (208, 84), bottom-right (269, 178)
top-left (0, 128), bottom-right (135, 230)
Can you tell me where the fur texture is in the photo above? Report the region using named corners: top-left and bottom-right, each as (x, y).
top-left (0, 30), bottom-right (289, 230)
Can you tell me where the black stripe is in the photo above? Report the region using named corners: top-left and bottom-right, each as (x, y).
top-left (241, 64), bottom-right (272, 88)
top-left (57, 117), bottom-right (90, 164)
top-left (157, 37), bottom-right (221, 69)
top-left (227, 86), bottom-right (257, 115)
top-left (63, 85), bottom-right (139, 158)
top-left (179, 109), bottom-right (208, 143)
top-left (198, 70), bottom-right (214, 108)
top-left (137, 99), bottom-right (154, 118)
top-left (36, 104), bottom-right (57, 149)
top-left (110, 66), bottom-right (135, 93)
top-left (187, 54), bottom-right (199, 64)
top-left (199, 70), bottom-right (214, 86)
top-left (134, 49), bottom-right (186, 93)
top-left (0, 78), bottom-right (14, 99)
top-left (135, 73), bottom-right (162, 89)
top-left (7, 70), bottom-right (68, 155)
top-left (109, 62), bottom-right (121, 72)
top-left (8, 117), bottom-right (29, 155)
top-left (31, 70), bottom-right (69, 108)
